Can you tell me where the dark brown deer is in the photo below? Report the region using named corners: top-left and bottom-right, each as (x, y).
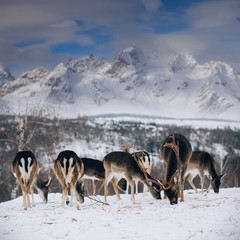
top-left (160, 134), bottom-right (192, 204)
top-left (81, 158), bottom-right (105, 196)
top-left (54, 150), bottom-right (84, 210)
top-left (103, 151), bottom-right (162, 202)
top-left (186, 151), bottom-right (226, 194)
top-left (11, 151), bottom-right (51, 210)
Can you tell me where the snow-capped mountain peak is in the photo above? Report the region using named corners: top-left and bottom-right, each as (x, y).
top-left (0, 46), bottom-right (239, 120)
top-left (169, 53), bottom-right (197, 73)
top-left (0, 65), bottom-right (15, 87)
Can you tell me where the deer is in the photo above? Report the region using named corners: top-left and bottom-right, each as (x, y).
top-left (120, 145), bottom-right (153, 196)
top-left (103, 151), bottom-right (162, 203)
top-left (11, 151), bottom-right (52, 210)
top-left (79, 157), bottom-right (127, 197)
top-left (186, 151), bottom-right (226, 194)
top-left (81, 158), bottom-right (105, 196)
top-left (160, 134), bottom-right (192, 205)
top-left (54, 150), bottom-right (84, 210)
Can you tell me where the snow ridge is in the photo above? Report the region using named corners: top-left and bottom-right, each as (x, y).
top-left (0, 46), bottom-right (240, 120)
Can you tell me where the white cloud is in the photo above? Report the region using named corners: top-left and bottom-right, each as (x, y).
top-left (0, 0), bottom-right (240, 76)
top-left (140, 0), bottom-right (163, 12)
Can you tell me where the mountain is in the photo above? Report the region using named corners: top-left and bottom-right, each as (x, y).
top-left (0, 65), bottom-right (14, 87)
top-left (0, 46), bottom-right (240, 120)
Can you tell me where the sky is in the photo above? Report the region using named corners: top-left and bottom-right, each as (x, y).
top-left (0, 0), bottom-right (240, 77)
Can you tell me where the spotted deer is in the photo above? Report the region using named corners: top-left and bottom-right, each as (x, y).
top-left (160, 134), bottom-right (192, 204)
top-left (186, 151), bottom-right (226, 194)
top-left (103, 151), bottom-right (162, 202)
top-left (120, 146), bottom-right (153, 196)
top-left (54, 150), bottom-right (84, 210)
top-left (11, 151), bottom-right (52, 210)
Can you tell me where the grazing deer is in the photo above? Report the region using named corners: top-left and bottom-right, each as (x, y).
top-left (103, 151), bottom-right (162, 202)
top-left (80, 157), bottom-right (127, 196)
top-left (120, 146), bottom-right (153, 196)
top-left (11, 151), bottom-right (51, 210)
top-left (81, 158), bottom-right (105, 196)
top-left (160, 134), bottom-right (192, 204)
top-left (186, 151), bottom-right (226, 194)
top-left (35, 175), bottom-right (54, 203)
top-left (54, 150), bottom-right (84, 210)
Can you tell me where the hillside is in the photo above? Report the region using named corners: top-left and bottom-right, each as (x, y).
top-left (0, 115), bottom-right (239, 202)
top-left (0, 46), bottom-right (240, 120)
top-left (0, 188), bottom-right (240, 240)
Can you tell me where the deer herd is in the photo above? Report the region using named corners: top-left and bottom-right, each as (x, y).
top-left (11, 133), bottom-right (226, 210)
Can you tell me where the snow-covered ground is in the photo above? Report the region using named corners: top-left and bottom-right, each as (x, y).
top-left (1, 188), bottom-right (240, 240)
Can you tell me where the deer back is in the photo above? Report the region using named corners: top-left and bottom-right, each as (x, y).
top-left (82, 158), bottom-right (105, 181)
top-left (160, 133), bottom-right (192, 181)
top-left (54, 150), bottom-right (84, 186)
top-left (11, 151), bottom-right (39, 192)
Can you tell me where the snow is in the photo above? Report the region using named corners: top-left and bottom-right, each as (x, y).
top-left (1, 188), bottom-right (240, 240)
top-left (1, 47), bottom-right (240, 121)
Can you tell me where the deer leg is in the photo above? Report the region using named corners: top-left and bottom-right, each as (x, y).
top-left (104, 177), bottom-right (109, 202)
top-left (143, 183), bottom-right (148, 196)
top-left (125, 175), bottom-right (135, 202)
top-left (112, 177), bottom-right (121, 200)
top-left (30, 182), bottom-right (35, 206)
top-left (130, 180), bottom-right (135, 202)
top-left (180, 173), bottom-right (185, 202)
top-left (70, 182), bottom-right (80, 210)
top-left (70, 189), bottom-right (74, 206)
top-left (207, 183), bottom-right (212, 193)
top-left (199, 172), bottom-right (205, 194)
top-left (26, 191), bottom-right (31, 208)
top-left (93, 180), bottom-right (97, 196)
top-left (22, 191), bottom-right (27, 210)
top-left (126, 181), bottom-right (129, 194)
top-left (187, 174), bottom-right (198, 193)
top-left (135, 180), bottom-right (138, 195)
top-left (61, 184), bottom-right (68, 207)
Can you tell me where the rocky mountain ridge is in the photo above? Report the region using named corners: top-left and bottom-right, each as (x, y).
top-left (0, 46), bottom-right (239, 120)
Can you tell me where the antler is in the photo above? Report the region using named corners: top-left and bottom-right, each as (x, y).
top-left (133, 152), bottom-right (164, 191)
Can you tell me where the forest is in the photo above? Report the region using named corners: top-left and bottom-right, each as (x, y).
top-left (0, 114), bottom-right (239, 202)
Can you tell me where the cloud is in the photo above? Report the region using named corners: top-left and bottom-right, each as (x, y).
top-left (186, 0), bottom-right (240, 29)
top-left (140, 0), bottom-right (163, 12)
top-left (0, 0), bottom-right (240, 76)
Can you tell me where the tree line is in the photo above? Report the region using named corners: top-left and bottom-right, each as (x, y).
top-left (0, 114), bottom-right (239, 202)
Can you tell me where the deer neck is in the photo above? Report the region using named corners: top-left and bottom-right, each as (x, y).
top-left (207, 160), bottom-right (218, 178)
top-left (166, 155), bottom-right (178, 182)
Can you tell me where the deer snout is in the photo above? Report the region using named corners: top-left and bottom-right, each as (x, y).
top-left (170, 197), bottom-right (178, 205)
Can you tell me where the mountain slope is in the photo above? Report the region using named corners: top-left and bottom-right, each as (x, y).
top-left (0, 47), bottom-right (239, 120)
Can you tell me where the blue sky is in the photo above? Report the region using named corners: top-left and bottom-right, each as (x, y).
top-left (0, 0), bottom-right (240, 76)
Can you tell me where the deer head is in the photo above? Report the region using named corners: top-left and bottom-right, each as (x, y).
top-left (75, 180), bottom-right (85, 203)
top-left (209, 174), bottom-right (226, 193)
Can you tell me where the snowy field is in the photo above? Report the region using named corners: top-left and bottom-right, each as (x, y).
top-left (0, 188), bottom-right (240, 240)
